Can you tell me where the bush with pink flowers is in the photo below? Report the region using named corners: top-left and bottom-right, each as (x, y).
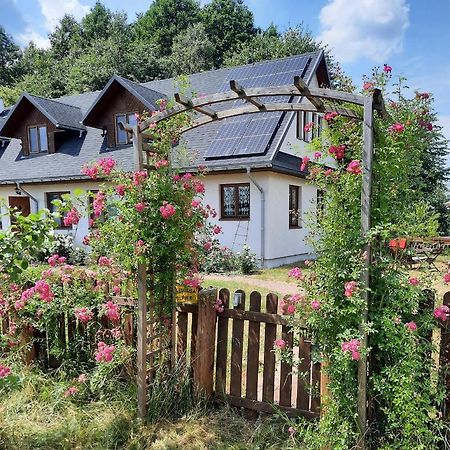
top-left (282, 66), bottom-right (449, 448)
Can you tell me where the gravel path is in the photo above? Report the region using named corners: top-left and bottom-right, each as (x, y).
top-left (203, 274), bottom-right (297, 296)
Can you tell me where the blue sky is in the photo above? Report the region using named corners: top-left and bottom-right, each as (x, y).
top-left (1, 0), bottom-right (449, 168)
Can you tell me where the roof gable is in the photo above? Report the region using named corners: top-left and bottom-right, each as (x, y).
top-left (82, 75), bottom-right (165, 127)
top-left (0, 93), bottom-right (85, 138)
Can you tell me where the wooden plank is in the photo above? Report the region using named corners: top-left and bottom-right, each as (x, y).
top-left (194, 288), bottom-right (218, 396)
top-left (216, 308), bottom-right (292, 325)
top-left (294, 76), bottom-right (325, 111)
top-left (230, 290), bottom-right (245, 397)
top-left (123, 313), bottom-right (133, 346)
top-left (246, 291), bottom-right (261, 401)
top-left (174, 92), bottom-right (218, 119)
top-left (230, 80), bottom-right (265, 110)
top-left (279, 325), bottom-right (293, 407)
top-left (190, 307), bottom-right (198, 363)
top-left (311, 361), bottom-right (321, 413)
top-left (132, 124), bottom-right (144, 171)
top-left (358, 94), bottom-right (374, 445)
top-left (297, 337), bottom-right (311, 410)
top-left (177, 310), bottom-right (188, 366)
top-left (136, 262), bottom-right (147, 420)
top-left (223, 394), bottom-right (319, 419)
top-left (263, 293), bottom-right (278, 402)
top-left (215, 288), bottom-right (230, 396)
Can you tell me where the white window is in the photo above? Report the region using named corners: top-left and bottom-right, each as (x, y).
top-left (28, 125), bottom-right (48, 153)
top-left (115, 113), bottom-right (138, 145)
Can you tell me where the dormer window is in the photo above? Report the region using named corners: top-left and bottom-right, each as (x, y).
top-left (28, 125), bottom-right (48, 153)
top-left (115, 113), bottom-right (138, 145)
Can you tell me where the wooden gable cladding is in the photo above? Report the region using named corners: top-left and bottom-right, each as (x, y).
top-left (2, 97), bottom-right (57, 156)
top-left (83, 82), bottom-right (147, 148)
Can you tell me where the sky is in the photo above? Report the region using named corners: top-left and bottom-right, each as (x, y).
top-left (1, 0), bottom-right (449, 169)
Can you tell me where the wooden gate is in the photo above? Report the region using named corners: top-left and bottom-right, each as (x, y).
top-left (176, 288), bottom-right (321, 418)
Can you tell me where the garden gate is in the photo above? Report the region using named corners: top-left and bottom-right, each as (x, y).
top-left (124, 68), bottom-right (387, 446)
top-left (177, 288), bottom-right (322, 418)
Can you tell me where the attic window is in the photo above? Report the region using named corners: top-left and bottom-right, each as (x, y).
top-left (115, 113), bottom-right (138, 145)
top-left (28, 125), bottom-right (48, 153)
top-left (297, 112), bottom-right (322, 143)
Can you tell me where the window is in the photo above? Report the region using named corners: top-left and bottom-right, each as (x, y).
top-left (115, 113), bottom-right (138, 145)
top-left (46, 192), bottom-right (70, 228)
top-left (220, 184), bottom-right (250, 219)
top-left (297, 112), bottom-right (322, 142)
top-left (289, 185), bottom-right (301, 228)
top-left (28, 125), bottom-right (48, 153)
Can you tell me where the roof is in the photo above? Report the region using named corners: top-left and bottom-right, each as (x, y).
top-left (83, 75), bottom-right (165, 126)
top-left (0, 50), bottom-right (327, 184)
top-left (0, 93), bottom-right (85, 135)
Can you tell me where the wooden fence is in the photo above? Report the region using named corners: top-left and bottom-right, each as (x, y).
top-left (177, 288), bottom-right (321, 418)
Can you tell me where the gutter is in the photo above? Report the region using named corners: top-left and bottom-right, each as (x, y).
top-left (15, 182), bottom-right (39, 212)
top-left (245, 167), bottom-right (265, 268)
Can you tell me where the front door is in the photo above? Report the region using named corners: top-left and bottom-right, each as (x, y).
top-left (8, 196), bottom-right (31, 224)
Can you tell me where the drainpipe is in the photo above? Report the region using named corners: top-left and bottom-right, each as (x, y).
top-left (245, 167), bottom-right (265, 268)
top-left (15, 182), bottom-right (39, 213)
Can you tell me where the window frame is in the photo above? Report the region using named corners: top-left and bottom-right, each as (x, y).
top-left (27, 124), bottom-right (48, 154)
top-left (46, 191), bottom-right (70, 229)
top-left (220, 183), bottom-right (251, 220)
top-left (289, 184), bottom-right (301, 229)
top-left (114, 112), bottom-right (138, 146)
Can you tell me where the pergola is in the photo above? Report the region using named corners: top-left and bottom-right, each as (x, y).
top-left (123, 78), bottom-right (387, 448)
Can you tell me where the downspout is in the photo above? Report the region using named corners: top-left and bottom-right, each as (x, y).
top-left (15, 182), bottom-right (38, 212)
top-left (245, 167), bottom-right (265, 268)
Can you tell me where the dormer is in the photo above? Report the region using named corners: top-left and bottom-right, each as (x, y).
top-left (0, 93), bottom-right (85, 157)
top-left (82, 75), bottom-right (165, 148)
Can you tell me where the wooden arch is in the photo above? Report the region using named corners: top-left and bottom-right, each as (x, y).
top-left (128, 78), bottom-right (387, 449)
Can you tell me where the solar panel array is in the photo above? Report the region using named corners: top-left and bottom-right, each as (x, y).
top-left (205, 55), bottom-right (312, 160)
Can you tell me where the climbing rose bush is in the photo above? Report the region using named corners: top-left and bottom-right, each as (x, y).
top-left (281, 65), bottom-right (448, 449)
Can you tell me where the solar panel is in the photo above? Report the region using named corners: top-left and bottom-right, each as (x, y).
top-left (205, 55), bottom-right (312, 159)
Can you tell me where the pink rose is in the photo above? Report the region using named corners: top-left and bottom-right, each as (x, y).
top-left (347, 160), bottom-right (362, 175)
top-left (274, 339), bottom-right (286, 350)
top-left (408, 277), bottom-right (419, 286)
top-left (383, 64), bottom-right (392, 73)
top-left (311, 300), bottom-right (321, 310)
top-left (135, 202), bottom-right (146, 213)
top-left (405, 321), bottom-right (417, 331)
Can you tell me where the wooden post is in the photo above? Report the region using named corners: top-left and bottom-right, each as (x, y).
top-left (358, 94), bottom-right (375, 448)
top-left (132, 124), bottom-right (144, 171)
top-left (136, 262), bottom-right (147, 420)
top-left (194, 288), bottom-right (217, 396)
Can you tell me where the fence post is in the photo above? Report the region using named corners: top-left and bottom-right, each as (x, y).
top-left (194, 288), bottom-right (217, 396)
top-left (136, 262), bottom-right (147, 420)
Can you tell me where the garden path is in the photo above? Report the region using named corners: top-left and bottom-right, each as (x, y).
top-left (203, 274), bottom-right (297, 296)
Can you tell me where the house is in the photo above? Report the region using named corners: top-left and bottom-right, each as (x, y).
top-left (0, 50), bottom-right (330, 268)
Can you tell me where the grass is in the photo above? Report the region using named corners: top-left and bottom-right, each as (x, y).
top-left (252, 261), bottom-right (309, 283)
top-left (203, 279), bottom-right (283, 299)
top-left (0, 366), bottom-right (296, 450)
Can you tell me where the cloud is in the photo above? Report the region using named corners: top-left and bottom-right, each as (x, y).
top-left (17, 28), bottom-right (50, 48)
top-left (38, 0), bottom-right (90, 31)
top-left (318, 0), bottom-right (410, 63)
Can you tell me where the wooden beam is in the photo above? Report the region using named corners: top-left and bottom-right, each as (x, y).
top-left (136, 262), bottom-right (147, 420)
top-left (357, 94), bottom-right (375, 449)
top-left (132, 124), bottom-right (144, 171)
top-left (230, 80), bottom-right (265, 110)
top-left (139, 86), bottom-right (366, 132)
top-left (174, 92), bottom-right (218, 119)
top-left (294, 76), bottom-right (325, 111)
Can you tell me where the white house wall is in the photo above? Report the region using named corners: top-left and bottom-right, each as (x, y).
top-left (0, 181), bottom-right (102, 247)
top-left (202, 171), bottom-right (316, 268)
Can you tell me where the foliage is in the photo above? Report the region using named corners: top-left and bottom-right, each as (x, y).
top-left (0, 210), bottom-right (54, 281)
top-left (0, 26), bottom-right (22, 86)
top-left (36, 233), bottom-right (88, 265)
top-left (236, 244), bottom-right (259, 274)
top-left (134, 0), bottom-right (201, 55)
top-left (201, 0), bottom-right (256, 66)
top-left (281, 67), bottom-right (449, 448)
top-left (169, 23), bottom-right (215, 76)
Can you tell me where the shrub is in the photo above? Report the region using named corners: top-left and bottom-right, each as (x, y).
top-left (236, 244), bottom-right (259, 274)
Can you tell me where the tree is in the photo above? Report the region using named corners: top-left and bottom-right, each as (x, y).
top-left (81, 1), bottom-right (112, 44)
top-left (49, 14), bottom-right (83, 60)
top-left (223, 25), bottom-right (322, 66)
top-left (134, 0), bottom-right (201, 55)
top-left (0, 26), bottom-right (22, 86)
top-left (201, 0), bottom-right (256, 66)
top-left (169, 23), bottom-right (214, 76)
